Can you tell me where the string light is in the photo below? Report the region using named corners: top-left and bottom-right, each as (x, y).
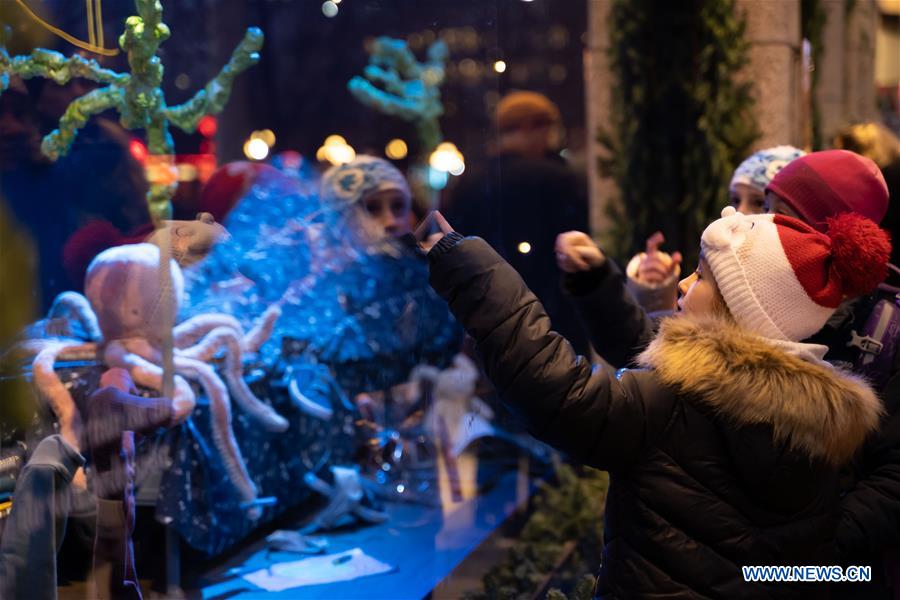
top-left (429, 142), bottom-right (465, 175)
top-left (317, 135), bottom-right (356, 165)
top-left (493, 60), bottom-right (507, 73)
top-left (244, 137), bottom-right (269, 161)
top-left (385, 139), bottom-right (408, 160)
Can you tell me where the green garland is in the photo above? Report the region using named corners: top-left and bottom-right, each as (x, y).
top-left (802, 0), bottom-right (827, 150)
top-left (0, 0), bottom-right (262, 221)
top-left (464, 464), bottom-right (609, 600)
top-left (597, 0), bottom-right (759, 266)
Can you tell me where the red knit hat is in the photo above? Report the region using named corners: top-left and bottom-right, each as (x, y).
top-left (199, 162), bottom-right (281, 223)
top-left (766, 150), bottom-right (889, 231)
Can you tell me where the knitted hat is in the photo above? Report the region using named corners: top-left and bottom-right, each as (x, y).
top-left (319, 155), bottom-right (411, 210)
top-left (701, 206), bottom-right (891, 343)
top-left (730, 145), bottom-right (806, 193)
top-left (766, 150), bottom-right (889, 231)
top-left (495, 91), bottom-right (561, 132)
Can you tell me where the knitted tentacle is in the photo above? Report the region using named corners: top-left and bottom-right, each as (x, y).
top-left (104, 340), bottom-right (195, 422)
top-left (242, 305), bottom-right (281, 354)
top-left (174, 356), bottom-right (259, 517)
top-left (178, 327), bottom-right (288, 431)
top-left (173, 314), bottom-right (244, 349)
top-left (32, 341), bottom-right (97, 450)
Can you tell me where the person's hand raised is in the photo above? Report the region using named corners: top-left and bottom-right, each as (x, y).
top-left (414, 211), bottom-right (455, 251)
top-left (555, 231), bottom-right (605, 273)
top-left (636, 232), bottom-right (681, 285)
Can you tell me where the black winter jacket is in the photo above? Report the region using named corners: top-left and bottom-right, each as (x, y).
top-left (429, 235), bottom-right (882, 599)
top-left (563, 257), bottom-right (900, 596)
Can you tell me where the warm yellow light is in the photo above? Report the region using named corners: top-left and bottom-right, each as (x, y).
top-left (429, 141), bottom-right (465, 175)
top-left (493, 60), bottom-right (507, 73)
top-left (327, 144), bottom-right (356, 165)
top-left (517, 242), bottom-right (532, 254)
top-left (317, 134), bottom-right (356, 165)
top-left (244, 137), bottom-right (270, 161)
top-left (385, 138), bottom-right (409, 160)
top-left (253, 129), bottom-right (276, 146)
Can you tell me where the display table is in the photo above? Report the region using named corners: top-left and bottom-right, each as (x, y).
top-left (196, 471), bottom-right (536, 599)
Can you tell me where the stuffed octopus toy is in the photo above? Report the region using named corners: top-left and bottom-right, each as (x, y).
top-left (30, 242), bottom-right (286, 514)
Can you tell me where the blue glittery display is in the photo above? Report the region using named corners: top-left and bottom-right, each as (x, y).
top-left (161, 167), bottom-right (459, 553)
top-left (182, 168), bottom-right (460, 394)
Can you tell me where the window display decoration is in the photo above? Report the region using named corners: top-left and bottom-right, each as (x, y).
top-left (0, 0), bottom-right (263, 222)
top-left (348, 36), bottom-right (448, 157)
top-left (27, 243), bottom-right (287, 517)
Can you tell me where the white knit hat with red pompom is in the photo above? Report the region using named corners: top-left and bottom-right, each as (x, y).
top-left (701, 206), bottom-right (892, 343)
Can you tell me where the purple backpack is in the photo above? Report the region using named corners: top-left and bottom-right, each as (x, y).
top-left (849, 291), bottom-right (900, 390)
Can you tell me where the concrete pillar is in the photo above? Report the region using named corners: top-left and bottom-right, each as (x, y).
top-left (735, 0), bottom-right (803, 149)
top-left (817, 0), bottom-right (847, 142)
top-left (584, 0), bottom-right (619, 242)
top-left (843, 0), bottom-right (879, 124)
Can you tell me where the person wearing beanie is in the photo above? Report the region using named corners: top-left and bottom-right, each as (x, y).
top-left (607, 145), bottom-right (806, 315)
top-left (319, 155), bottom-right (414, 240)
top-left (766, 149), bottom-right (889, 229)
top-left (424, 207), bottom-right (889, 598)
top-left (729, 145), bottom-right (807, 215)
top-left (442, 90), bottom-right (590, 352)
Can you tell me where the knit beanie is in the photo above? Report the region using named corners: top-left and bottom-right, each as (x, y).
top-left (495, 91), bottom-right (561, 132)
top-left (701, 206), bottom-right (891, 343)
top-left (730, 145), bottom-right (806, 193)
top-left (319, 155), bottom-right (411, 210)
top-left (766, 150), bottom-right (889, 231)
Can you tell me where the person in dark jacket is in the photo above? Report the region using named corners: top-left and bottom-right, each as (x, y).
top-left (425, 206), bottom-right (889, 599)
top-left (442, 91), bottom-right (589, 352)
top-left (556, 149), bottom-right (900, 597)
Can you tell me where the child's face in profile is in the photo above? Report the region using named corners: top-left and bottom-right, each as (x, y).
top-left (765, 191), bottom-right (801, 219)
top-left (676, 257), bottom-right (721, 317)
top-left (361, 189), bottom-right (412, 237)
top-left (729, 183), bottom-right (766, 215)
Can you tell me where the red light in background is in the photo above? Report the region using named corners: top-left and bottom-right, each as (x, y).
top-left (129, 139), bottom-right (148, 163)
top-left (199, 140), bottom-right (215, 154)
top-left (198, 115), bottom-right (217, 138)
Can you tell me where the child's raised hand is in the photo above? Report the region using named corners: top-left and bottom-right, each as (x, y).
top-left (555, 231), bottom-right (605, 273)
top-left (414, 211), bottom-right (456, 251)
top-left (636, 232), bottom-right (682, 285)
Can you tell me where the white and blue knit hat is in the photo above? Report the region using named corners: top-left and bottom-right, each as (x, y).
top-left (319, 155), bottom-right (411, 209)
top-left (730, 145), bottom-right (806, 194)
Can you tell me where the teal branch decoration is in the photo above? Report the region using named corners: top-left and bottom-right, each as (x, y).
top-left (348, 36), bottom-right (448, 156)
top-left (0, 0), bottom-right (263, 222)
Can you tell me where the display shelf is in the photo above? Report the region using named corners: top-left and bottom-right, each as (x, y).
top-left (196, 470), bottom-right (536, 599)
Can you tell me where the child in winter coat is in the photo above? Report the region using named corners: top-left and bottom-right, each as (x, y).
top-left (425, 207), bottom-right (890, 598)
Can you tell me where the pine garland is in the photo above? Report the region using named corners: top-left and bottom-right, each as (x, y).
top-left (464, 464), bottom-right (609, 600)
top-left (597, 0), bottom-right (759, 266)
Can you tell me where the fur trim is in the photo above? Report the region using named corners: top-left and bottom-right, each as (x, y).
top-left (636, 315), bottom-right (883, 465)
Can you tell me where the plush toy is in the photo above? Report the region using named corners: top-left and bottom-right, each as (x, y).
top-left (29, 243), bottom-right (286, 515)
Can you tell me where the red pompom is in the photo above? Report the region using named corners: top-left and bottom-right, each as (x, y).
top-left (826, 212), bottom-right (892, 298)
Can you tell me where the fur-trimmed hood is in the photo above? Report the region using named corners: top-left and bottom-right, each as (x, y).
top-left (637, 315), bottom-right (883, 466)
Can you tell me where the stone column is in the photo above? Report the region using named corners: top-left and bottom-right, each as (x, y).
top-left (843, 0), bottom-right (879, 124)
top-left (735, 0), bottom-right (803, 149)
top-left (584, 0), bottom-right (619, 242)
top-left (817, 0), bottom-right (847, 142)
top-left (814, 0), bottom-right (880, 144)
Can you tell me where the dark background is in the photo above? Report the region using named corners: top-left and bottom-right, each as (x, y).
top-left (2, 0), bottom-right (588, 172)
